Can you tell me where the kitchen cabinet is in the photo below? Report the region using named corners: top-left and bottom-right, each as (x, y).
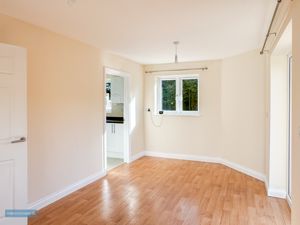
top-left (106, 123), bottom-right (124, 159)
top-left (110, 76), bottom-right (124, 103)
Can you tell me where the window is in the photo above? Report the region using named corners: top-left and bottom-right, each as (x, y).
top-left (161, 79), bottom-right (176, 111)
top-left (157, 75), bottom-right (199, 115)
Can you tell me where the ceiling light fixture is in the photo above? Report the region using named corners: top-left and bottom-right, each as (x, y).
top-left (173, 41), bottom-right (179, 63)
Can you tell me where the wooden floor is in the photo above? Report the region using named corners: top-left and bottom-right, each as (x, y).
top-left (29, 157), bottom-right (290, 225)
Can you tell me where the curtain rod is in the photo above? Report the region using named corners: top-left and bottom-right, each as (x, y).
top-left (145, 67), bottom-right (208, 74)
top-left (260, 0), bottom-right (282, 55)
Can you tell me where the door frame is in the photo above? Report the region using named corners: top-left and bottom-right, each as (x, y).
top-left (102, 67), bottom-right (130, 172)
top-left (287, 54), bottom-right (292, 202)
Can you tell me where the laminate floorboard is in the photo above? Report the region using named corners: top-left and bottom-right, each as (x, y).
top-left (29, 157), bottom-right (290, 225)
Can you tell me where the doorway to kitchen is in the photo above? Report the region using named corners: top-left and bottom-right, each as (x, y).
top-left (103, 68), bottom-right (130, 171)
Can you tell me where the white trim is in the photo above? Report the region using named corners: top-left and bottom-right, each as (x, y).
top-left (222, 158), bottom-right (266, 182)
top-left (129, 151), bottom-right (145, 163)
top-left (156, 74), bottom-right (200, 116)
top-left (103, 67), bottom-right (131, 173)
top-left (287, 54), bottom-right (292, 199)
top-left (27, 151), bottom-right (287, 211)
top-left (264, 177), bottom-right (287, 199)
top-left (102, 67), bottom-right (108, 172)
top-left (267, 188), bottom-right (287, 199)
top-left (28, 171), bottom-right (106, 210)
top-left (287, 195), bottom-right (292, 208)
top-left (123, 75), bottom-right (131, 163)
top-left (145, 151), bottom-right (221, 164)
top-left (144, 151), bottom-right (265, 182)
top-left (265, 178), bottom-right (269, 196)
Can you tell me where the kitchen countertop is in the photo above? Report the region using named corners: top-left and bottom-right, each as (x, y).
top-left (106, 116), bottom-right (124, 124)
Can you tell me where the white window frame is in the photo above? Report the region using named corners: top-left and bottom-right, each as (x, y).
top-left (156, 74), bottom-right (200, 116)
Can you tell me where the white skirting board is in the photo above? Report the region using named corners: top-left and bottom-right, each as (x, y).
top-left (29, 150), bottom-right (286, 211)
top-left (267, 188), bottom-right (287, 199)
top-left (287, 195), bottom-right (292, 208)
top-left (264, 178), bottom-right (287, 199)
top-left (145, 151), bottom-right (222, 164)
top-left (28, 171), bottom-right (106, 210)
top-left (129, 151), bottom-right (146, 162)
top-left (29, 152), bottom-right (145, 211)
top-left (143, 151), bottom-right (266, 182)
top-left (143, 151), bottom-right (287, 200)
top-left (221, 158), bottom-right (266, 182)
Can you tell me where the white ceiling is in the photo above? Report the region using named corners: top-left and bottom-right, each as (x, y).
top-left (0, 0), bottom-right (276, 64)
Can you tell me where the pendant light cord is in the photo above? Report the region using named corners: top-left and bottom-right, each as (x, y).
top-left (173, 41), bottom-right (179, 63)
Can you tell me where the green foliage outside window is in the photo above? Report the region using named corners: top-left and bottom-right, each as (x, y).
top-left (162, 80), bottom-right (176, 111)
top-left (182, 79), bottom-right (198, 111)
top-left (161, 77), bottom-right (198, 113)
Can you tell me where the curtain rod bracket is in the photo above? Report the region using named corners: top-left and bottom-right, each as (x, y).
top-left (260, 0), bottom-right (282, 55)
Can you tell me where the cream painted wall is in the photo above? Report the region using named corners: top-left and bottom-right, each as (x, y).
top-left (144, 51), bottom-right (267, 175)
top-left (0, 14), bottom-right (145, 205)
top-left (268, 55), bottom-right (288, 192)
top-left (102, 53), bottom-right (144, 156)
top-left (144, 61), bottom-right (222, 157)
top-left (265, 54), bottom-right (271, 185)
top-left (0, 8), bottom-right (295, 216)
top-left (0, 14), bottom-right (103, 203)
top-left (292, 0), bottom-right (300, 224)
top-left (221, 50), bottom-right (267, 174)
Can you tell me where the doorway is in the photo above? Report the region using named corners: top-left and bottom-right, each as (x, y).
top-left (103, 68), bottom-right (130, 171)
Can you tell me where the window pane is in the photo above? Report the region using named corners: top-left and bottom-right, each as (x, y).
top-left (162, 80), bottom-right (176, 111)
top-left (182, 79), bottom-right (198, 111)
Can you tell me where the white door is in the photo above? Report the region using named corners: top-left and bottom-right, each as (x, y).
top-left (0, 43), bottom-right (27, 225)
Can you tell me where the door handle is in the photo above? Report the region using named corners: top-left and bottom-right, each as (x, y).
top-left (11, 137), bottom-right (26, 144)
